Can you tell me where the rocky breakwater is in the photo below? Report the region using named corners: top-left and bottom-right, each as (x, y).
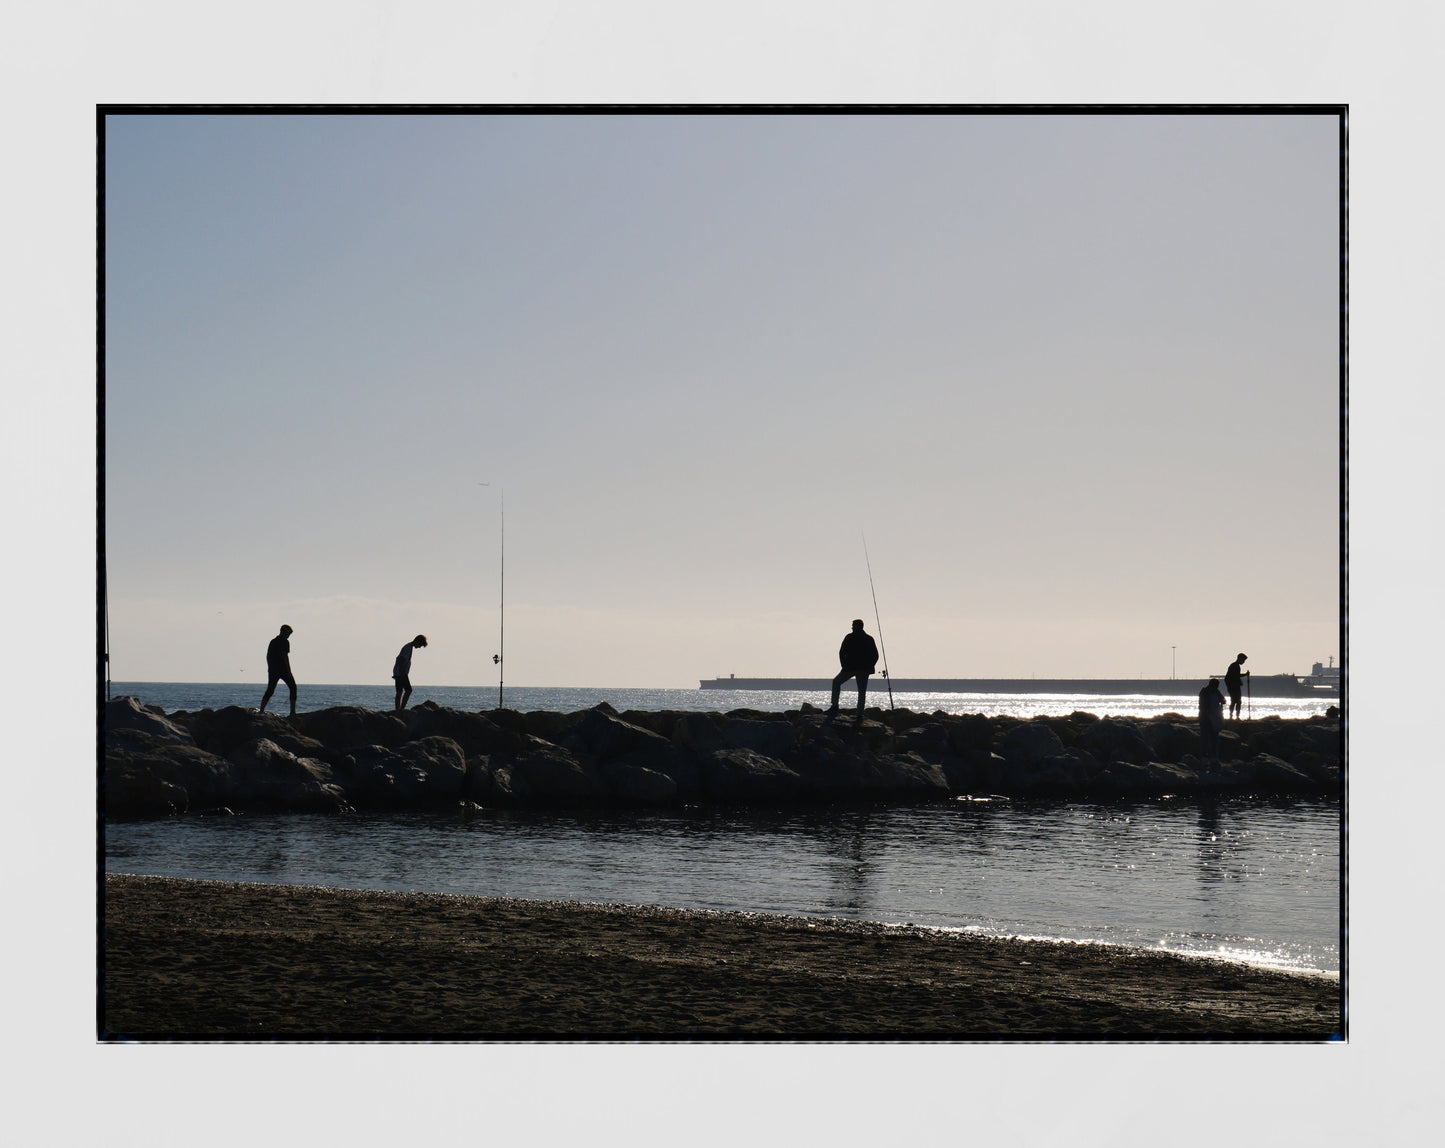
top-left (103, 696), bottom-right (1344, 819)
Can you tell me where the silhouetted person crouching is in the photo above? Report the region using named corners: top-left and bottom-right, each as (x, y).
top-left (828, 619), bottom-right (879, 719)
top-left (1199, 677), bottom-right (1225, 761)
top-left (393, 634), bottom-right (428, 711)
top-left (1225, 652), bottom-right (1250, 719)
top-left (260, 624), bottom-right (296, 716)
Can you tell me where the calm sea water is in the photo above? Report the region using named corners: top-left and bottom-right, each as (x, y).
top-left (105, 798), bottom-right (1341, 975)
top-left (104, 683), bottom-right (1342, 976)
top-left (110, 682), bottom-right (1334, 722)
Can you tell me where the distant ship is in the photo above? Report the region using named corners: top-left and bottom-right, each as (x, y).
top-left (699, 665), bottom-right (1342, 699)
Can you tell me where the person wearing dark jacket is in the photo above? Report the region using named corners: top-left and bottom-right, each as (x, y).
top-left (260, 624), bottom-right (296, 716)
top-left (1225, 652), bottom-right (1250, 719)
top-left (828, 619), bottom-right (879, 719)
top-left (1199, 678), bottom-right (1226, 760)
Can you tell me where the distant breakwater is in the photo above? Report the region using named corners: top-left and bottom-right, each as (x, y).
top-left (103, 696), bottom-right (1344, 820)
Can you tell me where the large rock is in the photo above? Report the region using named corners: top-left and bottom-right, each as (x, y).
top-left (293, 706), bottom-right (408, 750)
top-left (602, 761), bottom-right (679, 804)
top-left (719, 716), bottom-right (798, 758)
top-left (224, 738), bottom-right (353, 813)
top-left (495, 741), bottom-right (607, 803)
top-left (671, 712), bottom-right (729, 756)
top-left (700, 749), bottom-right (805, 803)
top-left (104, 696), bottom-right (195, 745)
top-left (856, 752), bottom-right (950, 799)
top-left (998, 721), bottom-right (1065, 767)
top-left (404, 703), bottom-right (524, 757)
top-left (333, 736), bottom-right (466, 806)
top-left (1141, 721), bottom-right (1200, 763)
top-left (104, 728), bottom-right (232, 817)
top-left (945, 714), bottom-right (995, 756)
top-left (1078, 719), bottom-right (1153, 766)
top-left (900, 723), bottom-right (952, 764)
top-left (563, 709), bottom-right (674, 762)
top-left (179, 705), bottom-right (328, 757)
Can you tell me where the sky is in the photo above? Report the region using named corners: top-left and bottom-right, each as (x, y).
top-left (104, 111), bottom-right (1341, 688)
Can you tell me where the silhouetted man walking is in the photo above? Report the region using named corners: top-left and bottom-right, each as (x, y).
top-left (1225, 652), bottom-right (1250, 719)
top-left (828, 619), bottom-right (879, 719)
top-left (393, 634), bottom-right (428, 711)
top-left (260, 624), bottom-right (296, 716)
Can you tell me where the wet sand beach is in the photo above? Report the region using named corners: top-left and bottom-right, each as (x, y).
top-left (101, 874), bottom-right (1340, 1040)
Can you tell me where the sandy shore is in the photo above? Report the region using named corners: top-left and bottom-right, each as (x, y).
top-left (101, 874), bottom-right (1340, 1040)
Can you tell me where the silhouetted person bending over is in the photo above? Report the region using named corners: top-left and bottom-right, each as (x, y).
top-left (828, 619), bottom-right (879, 719)
top-left (260, 624), bottom-right (296, 716)
top-left (393, 634), bottom-right (428, 711)
top-left (1199, 677), bottom-right (1225, 761)
top-left (1225, 652), bottom-right (1250, 719)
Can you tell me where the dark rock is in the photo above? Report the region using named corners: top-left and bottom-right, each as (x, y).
top-left (224, 738), bottom-right (353, 813)
top-left (719, 716), bottom-right (797, 758)
top-left (1079, 718), bottom-right (1152, 766)
top-left (1246, 753), bottom-right (1318, 792)
top-left (104, 728), bottom-right (232, 817)
top-left (292, 706), bottom-right (407, 751)
top-left (998, 721), bottom-right (1065, 767)
top-left (602, 761), bottom-right (678, 804)
top-left (900, 723), bottom-right (952, 764)
top-left (945, 714), bottom-right (995, 756)
top-left (104, 696), bottom-right (195, 745)
top-left (482, 708), bottom-right (532, 736)
top-left (496, 741), bottom-right (606, 803)
top-left (461, 755), bottom-right (494, 802)
top-left (700, 749), bottom-right (805, 803)
top-left (857, 753), bottom-right (950, 799)
top-left (523, 710), bottom-right (585, 743)
top-left (563, 709), bottom-right (674, 762)
top-left (672, 712), bottom-right (729, 756)
top-left (404, 705), bottom-right (523, 757)
top-left (1141, 721), bottom-right (1200, 763)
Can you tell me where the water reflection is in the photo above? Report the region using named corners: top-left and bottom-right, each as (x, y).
top-left (105, 797), bottom-right (1340, 973)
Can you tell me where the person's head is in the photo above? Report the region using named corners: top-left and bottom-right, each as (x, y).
top-left (1209, 677), bottom-right (1220, 687)
top-left (280, 625), bottom-right (293, 636)
top-left (1235, 652), bottom-right (1247, 663)
top-left (851, 619), bottom-right (865, 632)
top-left (413, 634), bottom-right (428, 647)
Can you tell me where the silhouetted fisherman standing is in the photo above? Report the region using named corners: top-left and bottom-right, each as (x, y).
top-left (260, 624), bottom-right (296, 717)
top-left (1199, 677), bottom-right (1226, 761)
top-left (1225, 652), bottom-right (1250, 719)
top-left (828, 619), bottom-right (879, 719)
top-left (393, 634), bottom-right (428, 711)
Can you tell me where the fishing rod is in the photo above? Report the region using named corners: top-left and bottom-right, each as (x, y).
top-left (483, 484), bottom-right (504, 709)
top-left (862, 533), bottom-right (894, 710)
top-left (102, 552), bottom-right (111, 703)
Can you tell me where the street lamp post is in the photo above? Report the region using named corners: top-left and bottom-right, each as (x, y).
top-left (1171, 646), bottom-right (1177, 680)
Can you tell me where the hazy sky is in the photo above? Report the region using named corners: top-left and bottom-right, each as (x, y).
top-left (105, 112), bottom-right (1340, 687)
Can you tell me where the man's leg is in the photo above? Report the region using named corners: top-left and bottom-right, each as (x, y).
top-left (400, 684), bottom-right (413, 711)
top-left (830, 670), bottom-right (851, 713)
top-left (855, 673), bottom-right (869, 717)
top-left (260, 675), bottom-right (278, 713)
top-left (284, 673), bottom-right (297, 717)
top-left (394, 679), bottom-right (404, 711)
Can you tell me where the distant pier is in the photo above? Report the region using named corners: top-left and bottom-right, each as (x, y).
top-left (699, 675), bottom-right (1339, 699)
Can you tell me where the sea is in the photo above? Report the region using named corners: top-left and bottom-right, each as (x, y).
top-left (104, 682), bottom-right (1345, 977)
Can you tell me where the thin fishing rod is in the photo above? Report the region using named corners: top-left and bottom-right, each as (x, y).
top-left (498, 487), bottom-right (504, 709)
top-left (482, 483), bottom-right (504, 709)
top-left (102, 553), bottom-right (111, 702)
top-left (862, 533), bottom-right (894, 710)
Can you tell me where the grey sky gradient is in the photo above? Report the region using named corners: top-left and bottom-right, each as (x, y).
top-left (105, 112), bottom-right (1340, 687)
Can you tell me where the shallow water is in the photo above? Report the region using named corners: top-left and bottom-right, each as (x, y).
top-left (105, 796), bottom-right (1341, 975)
